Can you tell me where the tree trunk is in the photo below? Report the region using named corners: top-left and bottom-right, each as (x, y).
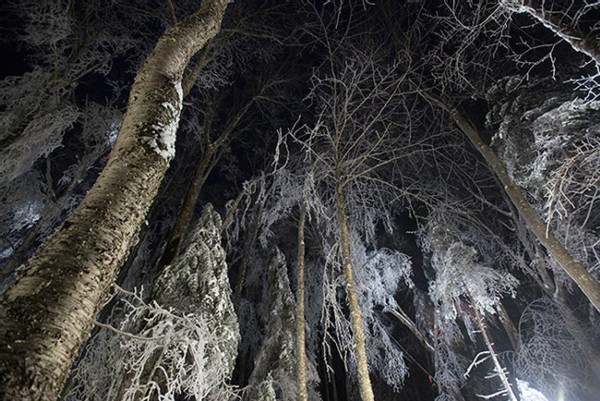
top-left (442, 101), bottom-right (600, 313)
top-left (496, 302), bottom-right (520, 350)
top-left (295, 199), bottom-right (309, 401)
top-left (157, 95), bottom-right (253, 270)
top-left (389, 307), bottom-right (435, 353)
top-left (0, 2), bottom-right (228, 400)
top-left (233, 200), bottom-right (264, 306)
top-left (158, 144), bottom-right (216, 268)
top-left (471, 304), bottom-right (520, 401)
top-left (334, 180), bottom-right (375, 401)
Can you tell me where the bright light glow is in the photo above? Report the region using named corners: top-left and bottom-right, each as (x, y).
top-left (517, 379), bottom-right (550, 401)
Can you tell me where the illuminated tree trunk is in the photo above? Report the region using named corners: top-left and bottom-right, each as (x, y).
top-left (471, 303), bottom-right (519, 401)
top-left (0, 2), bottom-right (228, 400)
top-left (295, 199), bottom-right (309, 401)
top-left (334, 178), bottom-right (375, 401)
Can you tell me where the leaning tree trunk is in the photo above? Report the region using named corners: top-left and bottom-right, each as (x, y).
top-left (334, 179), bottom-right (375, 401)
top-left (0, 2), bottom-right (228, 400)
top-left (428, 96), bottom-right (600, 313)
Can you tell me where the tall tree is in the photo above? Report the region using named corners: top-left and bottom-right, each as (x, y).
top-left (295, 195), bottom-right (309, 401)
top-left (425, 222), bottom-right (520, 400)
top-left (292, 33), bottom-right (422, 400)
top-left (247, 248), bottom-right (297, 400)
top-left (0, 1), bottom-right (228, 399)
top-left (392, 0), bottom-right (600, 313)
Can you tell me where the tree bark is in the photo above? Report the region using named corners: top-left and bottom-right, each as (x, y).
top-left (434, 99), bottom-right (600, 313)
top-left (295, 199), bottom-right (309, 401)
top-left (389, 307), bottom-right (435, 353)
top-left (496, 302), bottom-right (519, 350)
top-left (0, 2), bottom-right (228, 400)
top-left (157, 95), bottom-right (253, 270)
top-left (334, 180), bottom-right (375, 401)
top-left (471, 304), bottom-right (520, 401)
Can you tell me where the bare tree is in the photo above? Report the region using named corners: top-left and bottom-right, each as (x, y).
top-left (0, 2), bottom-right (228, 399)
top-left (289, 30), bottom-right (431, 398)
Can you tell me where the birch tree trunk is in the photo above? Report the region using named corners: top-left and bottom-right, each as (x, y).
top-left (0, 2), bottom-right (228, 400)
top-left (334, 179), bottom-right (375, 401)
top-left (295, 199), bottom-right (309, 401)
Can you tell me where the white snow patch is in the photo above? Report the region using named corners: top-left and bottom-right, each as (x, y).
top-left (144, 81), bottom-right (183, 161)
top-left (107, 122), bottom-right (119, 146)
top-left (175, 80), bottom-right (183, 104)
top-left (162, 102), bottom-right (176, 114)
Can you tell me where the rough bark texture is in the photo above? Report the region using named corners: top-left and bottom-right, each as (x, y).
top-left (334, 181), bottom-right (375, 401)
top-left (295, 200), bottom-right (309, 401)
top-left (444, 103), bottom-right (600, 313)
top-left (0, 2), bottom-right (228, 400)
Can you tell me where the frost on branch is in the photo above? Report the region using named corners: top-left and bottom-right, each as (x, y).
top-left (255, 373), bottom-right (277, 401)
top-left (68, 204), bottom-right (239, 401)
top-left (0, 68), bottom-right (80, 185)
top-left (153, 203), bottom-right (239, 374)
top-left (516, 379), bottom-right (549, 401)
top-left (422, 223), bottom-right (520, 401)
top-left (350, 237), bottom-right (412, 390)
top-left (487, 79), bottom-right (600, 207)
top-left (487, 82), bottom-right (600, 280)
top-left (426, 224), bottom-right (518, 318)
